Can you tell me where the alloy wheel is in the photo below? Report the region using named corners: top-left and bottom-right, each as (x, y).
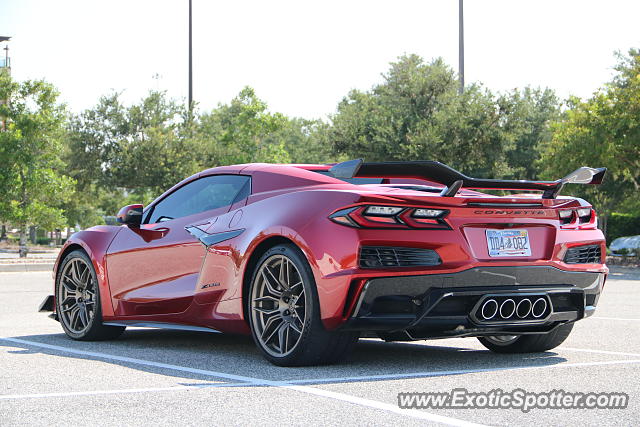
top-left (58, 258), bottom-right (96, 334)
top-left (250, 254), bottom-right (307, 357)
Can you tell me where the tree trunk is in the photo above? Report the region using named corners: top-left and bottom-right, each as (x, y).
top-left (601, 212), bottom-right (608, 241)
top-left (0, 224), bottom-right (6, 241)
top-left (29, 225), bottom-right (37, 244)
top-left (18, 225), bottom-right (28, 258)
top-left (18, 169), bottom-right (29, 258)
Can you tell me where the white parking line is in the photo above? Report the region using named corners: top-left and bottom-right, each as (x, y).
top-left (0, 337), bottom-right (484, 427)
top-left (5, 357), bottom-right (640, 403)
top-left (0, 383), bottom-right (246, 400)
top-left (288, 358), bottom-right (640, 384)
top-left (281, 384), bottom-right (487, 427)
top-left (591, 316), bottom-right (640, 322)
top-left (560, 347), bottom-right (640, 358)
top-left (1, 337), bottom-right (263, 384)
top-left (4, 338), bottom-right (640, 427)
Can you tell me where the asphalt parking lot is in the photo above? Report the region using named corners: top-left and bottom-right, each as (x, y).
top-left (1, 269), bottom-right (639, 426)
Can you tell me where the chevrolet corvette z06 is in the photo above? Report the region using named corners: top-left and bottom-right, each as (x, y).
top-left (40, 160), bottom-right (608, 366)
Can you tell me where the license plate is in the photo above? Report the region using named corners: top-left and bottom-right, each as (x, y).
top-left (485, 229), bottom-right (531, 257)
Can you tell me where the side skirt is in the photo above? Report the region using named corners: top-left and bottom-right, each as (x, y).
top-left (102, 321), bottom-right (222, 334)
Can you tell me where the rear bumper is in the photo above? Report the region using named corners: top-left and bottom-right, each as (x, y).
top-left (340, 266), bottom-right (604, 339)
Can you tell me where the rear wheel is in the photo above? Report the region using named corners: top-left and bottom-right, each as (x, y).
top-left (56, 250), bottom-right (125, 341)
top-left (477, 323), bottom-right (574, 353)
top-left (248, 244), bottom-right (358, 366)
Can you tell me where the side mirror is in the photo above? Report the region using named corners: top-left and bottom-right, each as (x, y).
top-left (116, 204), bottom-right (143, 227)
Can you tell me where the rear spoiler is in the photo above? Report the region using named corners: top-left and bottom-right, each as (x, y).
top-left (328, 159), bottom-right (606, 199)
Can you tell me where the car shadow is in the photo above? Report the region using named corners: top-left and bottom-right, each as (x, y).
top-left (0, 328), bottom-right (569, 388)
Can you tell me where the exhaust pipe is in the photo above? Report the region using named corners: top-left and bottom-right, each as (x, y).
top-left (477, 295), bottom-right (549, 321)
top-left (516, 298), bottom-right (532, 318)
top-left (480, 299), bottom-right (498, 320)
top-left (499, 299), bottom-right (516, 319)
top-left (531, 297), bottom-right (548, 318)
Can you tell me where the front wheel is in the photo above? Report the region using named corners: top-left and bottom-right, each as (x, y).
top-left (248, 244), bottom-right (358, 366)
top-left (477, 323), bottom-right (574, 353)
top-left (55, 250), bottom-right (125, 341)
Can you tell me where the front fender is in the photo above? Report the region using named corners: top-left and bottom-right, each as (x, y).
top-left (54, 226), bottom-right (122, 317)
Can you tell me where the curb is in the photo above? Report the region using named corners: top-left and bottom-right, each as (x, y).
top-left (0, 263), bottom-right (54, 272)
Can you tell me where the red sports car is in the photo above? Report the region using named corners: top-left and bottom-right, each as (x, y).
top-left (40, 160), bottom-right (608, 366)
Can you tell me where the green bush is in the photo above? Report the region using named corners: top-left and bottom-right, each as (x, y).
top-left (36, 237), bottom-right (52, 245)
top-left (606, 212), bottom-right (640, 242)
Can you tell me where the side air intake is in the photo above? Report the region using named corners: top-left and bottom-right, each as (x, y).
top-left (564, 245), bottom-right (602, 264)
top-left (359, 246), bottom-right (441, 269)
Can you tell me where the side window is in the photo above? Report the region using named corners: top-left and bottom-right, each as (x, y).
top-left (147, 175), bottom-right (251, 224)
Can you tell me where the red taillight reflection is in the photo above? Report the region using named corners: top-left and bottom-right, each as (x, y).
top-left (330, 205), bottom-right (450, 229)
top-left (558, 208), bottom-right (597, 230)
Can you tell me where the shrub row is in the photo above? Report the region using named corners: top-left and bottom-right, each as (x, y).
top-left (606, 212), bottom-right (640, 242)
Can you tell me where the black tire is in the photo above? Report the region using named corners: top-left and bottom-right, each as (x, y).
top-left (477, 323), bottom-right (574, 353)
top-left (55, 249), bottom-right (125, 341)
top-left (247, 244), bottom-right (359, 366)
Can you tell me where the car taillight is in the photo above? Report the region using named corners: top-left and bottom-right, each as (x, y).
top-left (329, 205), bottom-right (450, 229)
top-left (413, 208), bottom-right (446, 218)
top-left (363, 206), bottom-right (403, 216)
top-left (576, 208), bottom-right (592, 222)
top-left (559, 209), bottom-right (573, 223)
top-left (558, 207), bottom-right (597, 229)
top-left (328, 207), bottom-right (360, 227)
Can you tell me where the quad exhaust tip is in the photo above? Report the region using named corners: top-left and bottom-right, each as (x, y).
top-left (478, 296), bottom-right (548, 321)
top-left (499, 299), bottom-right (516, 319)
top-left (531, 297), bottom-right (548, 318)
top-left (480, 299), bottom-right (498, 320)
top-left (516, 298), bottom-right (532, 318)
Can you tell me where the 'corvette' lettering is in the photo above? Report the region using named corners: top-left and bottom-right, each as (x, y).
top-left (473, 210), bottom-right (546, 215)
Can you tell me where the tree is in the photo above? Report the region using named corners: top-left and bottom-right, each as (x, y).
top-left (65, 87), bottom-right (311, 224)
top-left (270, 118), bottom-right (341, 164)
top-left (197, 87), bottom-right (292, 166)
top-left (539, 49), bottom-right (640, 237)
top-left (112, 90), bottom-right (200, 194)
top-left (498, 87), bottom-right (560, 180)
top-left (330, 55), bottom-right (559, 179)
top-left (0, 74), bottom-right (74, 257)
top-left (65, 90), bottom-right (200, 222)
top-left (607, 49), bottom-right (640, 190)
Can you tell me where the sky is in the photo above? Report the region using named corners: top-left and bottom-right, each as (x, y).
top-left (1, 0), bottom-right (639, 119)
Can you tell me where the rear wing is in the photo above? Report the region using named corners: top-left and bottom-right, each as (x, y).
top-left (328, 159), bottom-right (606, 199)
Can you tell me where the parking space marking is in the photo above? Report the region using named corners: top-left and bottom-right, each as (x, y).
top-left (0, 337), bottom-right (263, 384)
top-left (288, 358), bottom-right (640, 385)
top-left (560, 347), bottom-right (640, 358)
top-left (592, 316), bottom-right (640, 322)
top-left (6, 336), bottom-right (637, 426)
top-left (0, 383), bottom-right (247, 401)
top-left (281, 384), bottom-right (487, 427)
top-left (0, 337), bottom-right (484, 427)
